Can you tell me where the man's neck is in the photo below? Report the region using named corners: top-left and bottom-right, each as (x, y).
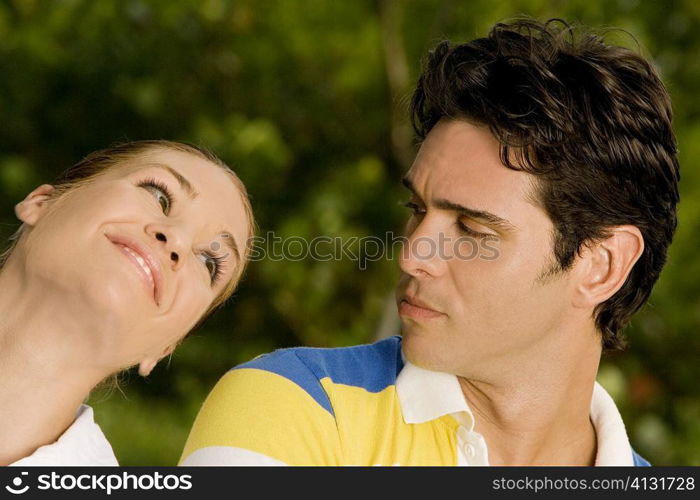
top-left (457, 333), bottom-right (602, 466)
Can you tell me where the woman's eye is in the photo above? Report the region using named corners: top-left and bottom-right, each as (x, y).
top-left (206, 255), bottom-right (217, 278)
top-left (198, 253), bottom-right (215, 279)
top-left (155, 191), bottom-right (169, 212)
top-left (199, 252), bottom-right (226, 285)
top-left (138, 179), bottom-right (173, 214)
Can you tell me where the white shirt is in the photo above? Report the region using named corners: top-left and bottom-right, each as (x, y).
top-left (396, 361), bottom-right (635, 466)
top-left (10, 405), bottom-right (118, 466)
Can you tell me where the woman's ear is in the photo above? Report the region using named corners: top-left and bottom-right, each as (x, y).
top-left (137, 344), bottom-right (176, 378)
top-left (14, 184), bottom-right (56, 226)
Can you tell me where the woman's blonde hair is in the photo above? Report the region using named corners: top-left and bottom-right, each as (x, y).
top-left (0, 140), bottom-right (256, 322)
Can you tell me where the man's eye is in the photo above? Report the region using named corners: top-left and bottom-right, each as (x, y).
top-left (138, 179), bottom-right (174, 214)
top-left (457, 219), bottom-right (488, 238)
top-left (403, 201), bottom-right (426, 216)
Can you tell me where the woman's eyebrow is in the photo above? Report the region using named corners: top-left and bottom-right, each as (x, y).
top-left (219, 233), bottom-right (241, 264)
top-left (150, 163), bottom-right (199, 200)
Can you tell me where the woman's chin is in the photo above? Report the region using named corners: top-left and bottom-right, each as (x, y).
top-left (82, 278), bottom-right (150, 324)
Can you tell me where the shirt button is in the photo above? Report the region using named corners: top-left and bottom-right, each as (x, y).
top-left (465, 444), bottom-right (476, 458)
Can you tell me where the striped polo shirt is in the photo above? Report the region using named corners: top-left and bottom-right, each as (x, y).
top-left (180, 336), bottom-right (649, 466)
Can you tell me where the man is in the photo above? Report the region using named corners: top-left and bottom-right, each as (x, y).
top-left (180, 18), bottom-right (679, 466)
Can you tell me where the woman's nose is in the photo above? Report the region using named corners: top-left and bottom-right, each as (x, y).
top-left (146, 219), bottom-right (193, 271)
top-left (152, 230), bottom-right (181, 268)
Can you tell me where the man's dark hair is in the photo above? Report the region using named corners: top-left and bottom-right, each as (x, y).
top-left (410, 18), bottom-right (680, 352)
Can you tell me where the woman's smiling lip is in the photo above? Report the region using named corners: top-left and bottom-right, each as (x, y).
top-left (105, 233), bottom-right (163, 306)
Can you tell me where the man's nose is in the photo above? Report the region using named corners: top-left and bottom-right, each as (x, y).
top-left (398, 218), bottom-right (449, 278)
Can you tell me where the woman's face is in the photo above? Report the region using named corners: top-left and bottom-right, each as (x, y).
top-left (16, 148), bottom-right (250, 374)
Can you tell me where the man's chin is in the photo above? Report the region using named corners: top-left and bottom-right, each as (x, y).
top-left (401, 330), bottom-right (444, 370)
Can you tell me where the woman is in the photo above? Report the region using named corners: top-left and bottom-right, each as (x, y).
top-left (0, 140), bottom-right (255, 465)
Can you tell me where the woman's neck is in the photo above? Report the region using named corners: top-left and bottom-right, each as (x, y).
top-left (0, 263), bottom-right (108, 465)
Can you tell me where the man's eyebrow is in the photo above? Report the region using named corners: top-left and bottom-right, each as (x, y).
top-left (402, 176), bottom-right (516, 232)
top-left (150, 164), bottom-right (199, 200)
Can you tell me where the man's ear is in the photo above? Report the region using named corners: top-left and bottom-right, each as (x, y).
top-left (572, 225), bottom-right (644, 309)
top-left (14, 184), bottom-right (56, 226)
top-left (137, 344), bottom-right (176, 378)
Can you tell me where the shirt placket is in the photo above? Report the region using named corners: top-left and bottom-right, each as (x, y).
top-left (454, 415), bottom-right (490, 466)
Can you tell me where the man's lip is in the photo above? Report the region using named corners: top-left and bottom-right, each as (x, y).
top-left (402, 294), bottom-right (439, 311)
top-left (398, 294), bottom-right (444, 319)
top-left (105, 233), bottom-right (163, 306)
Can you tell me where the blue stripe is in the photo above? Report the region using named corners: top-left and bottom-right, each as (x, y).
top-left (632, 448), bottom-right (651, 466)
top-left (295, 336), bottom-right (404, 393)
top-left (235, 350), bottom-right (335, 415)
top-left (232, 336), bottom-right (404, 416)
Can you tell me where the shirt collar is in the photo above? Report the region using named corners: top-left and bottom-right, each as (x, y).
top-left (395, 359), bottom-right (634, 465)
top-left (396, 360), bottom-right (475, 429)
top-left (590, 381), bottom-right (635, 465)
top-left (10, 405), bottom-right (118, 466)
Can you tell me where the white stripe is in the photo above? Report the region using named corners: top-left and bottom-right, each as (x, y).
top-left (180, 446), bottom-right (287, 466)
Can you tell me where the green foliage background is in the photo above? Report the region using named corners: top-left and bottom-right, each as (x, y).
top-left (1, 0), bottom-right (698, 465)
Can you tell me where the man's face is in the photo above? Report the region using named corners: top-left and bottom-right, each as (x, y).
top-left (396, 119), bottom-right (578, 377)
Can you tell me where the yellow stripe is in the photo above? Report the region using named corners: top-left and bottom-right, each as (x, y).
top-left (180, 368), bottom-right (342, 465)
top-left (321, 379), bottom-right (459, 465)
top-left (181, 369), bottom-right (460, 465)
